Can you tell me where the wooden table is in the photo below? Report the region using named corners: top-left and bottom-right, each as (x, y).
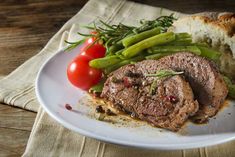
top-left (0, 0), bottom-right (234, 156)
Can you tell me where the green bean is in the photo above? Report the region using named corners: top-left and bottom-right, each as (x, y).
top-left (104, 60), bottom-right (130, 74)
top-left (198, 46), bottom-right (221, 61)
top-left (89, 81), bottom-right (105, 93)
top-left (167, 41), bottom-right (208, 47)
top-left (106, 47), bottom-right (124, 57)
top-left (116, 50), bottom-right (147, 60)
top-left (114, 49), bottom-right (126, 59)
top-left (105, 55), bottom-right (145, 74)
top-left (89, 56), bottom-right (122, 69)
top-left (175, 38), bottom-right (192, 42)
top-left (166, 33), bottom-right (192, 45)
top-left (122, 27), bottom-right (161, 47)
top-left (108, 41), bottom-right (124, 54)
top-left (116, 54), bottom-right (126, 60)
top-left (223, 76), bottom-right (235, 99)
top-left (129, 55), bottom-right (146, 62)
top-left (193, 42), bottom-right (209, 47)
top-left (106, 52), bottom-right (115, 56)
top-left (148, 45), bottom-right (201, 55)
top-left (145, 52), bottom-right (173, 60)
top-left (167, 39), bottom-right (192, 45)
top-left (115, 49), bottom-right (124, 55)
top-left (122, 32), bottom-right (176, 58)
top-left (228, 85), bottom-right (235, 99)
top-left (175, 33), bottom-right (192, 39)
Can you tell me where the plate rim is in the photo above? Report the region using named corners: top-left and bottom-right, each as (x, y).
top-left (35, 48), bottom-right (235, 150)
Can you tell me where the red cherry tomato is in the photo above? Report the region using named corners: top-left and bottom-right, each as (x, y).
top-left (80, 37), bottom-right (106, 59)
top-left (67, 55), bottom-right (102, 90)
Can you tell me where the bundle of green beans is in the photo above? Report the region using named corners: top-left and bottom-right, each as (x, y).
top-left (89, 31), bottom-right (222, 73)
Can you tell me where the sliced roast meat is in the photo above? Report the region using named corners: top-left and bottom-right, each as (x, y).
top-left (101, 63), bottom-right (199, 131)
top-left (137, 52), bottom-right (228, 123)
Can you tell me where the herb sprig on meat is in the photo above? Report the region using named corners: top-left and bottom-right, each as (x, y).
top-left (145, 70), bottom-right (184, 78)
top-left (146, 70), bottom-right (184, 95)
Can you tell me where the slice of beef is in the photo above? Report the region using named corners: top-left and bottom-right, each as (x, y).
top-left (101, 63), bottom-right (199, 131)
top-left (137, 52), bottom-right (228, 123)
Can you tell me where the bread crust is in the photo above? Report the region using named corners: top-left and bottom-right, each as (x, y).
top-left (170, 12), bottom-right (235, 58)
top-left (193, 12), bottom-right (235, 37)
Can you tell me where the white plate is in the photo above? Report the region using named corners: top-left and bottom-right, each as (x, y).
top-left (36, 47), bottom-right (235, 150)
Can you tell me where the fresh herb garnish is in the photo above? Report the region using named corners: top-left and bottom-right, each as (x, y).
top-left (145, 70), bottom-right (184, 78)
top-left (135, 14), bottom-right (176, 33)
top-left (146, 70), bottom-right (184, 95)
top-left (64, 39), bottom-right (86, 51)
top-left (65, 14), bottom-right (176, 53)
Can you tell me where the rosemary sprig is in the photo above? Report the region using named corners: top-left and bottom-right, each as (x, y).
top-left (77, 32), bottom-right (93, 37)
top-left (64, 14), bottom-right (176, 52)
top-left (145, 69), bottom-right (184, 78)
top-left (135, 13), bottom-right (176, 33)
top-left (64, 39), bottom-right (86, 51)
top-left (146, 69), bottom-right (184, 95)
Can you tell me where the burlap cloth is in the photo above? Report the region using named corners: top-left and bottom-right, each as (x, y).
top-left (0, 0), bottom-right (235, 156)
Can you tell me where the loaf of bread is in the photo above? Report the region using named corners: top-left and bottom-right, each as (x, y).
top-left (169, 12), bottom-right (235, 79)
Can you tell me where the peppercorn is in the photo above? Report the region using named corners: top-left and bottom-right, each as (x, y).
top-left (95, 105), bottom-right (105, 113)
top-left (166, 95), bottom-right (178, 103)
top-left (106, 109), bottom-right (116, 116)
top-left (124, 70), bottom-right (141, 77)
top-left (65, 104), bottom-right (72, 110)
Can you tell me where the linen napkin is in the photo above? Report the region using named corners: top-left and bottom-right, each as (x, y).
top-left (0, 0), bottom-right (235, 156)
top-left (23, 108), bottom-right (184, 157)
top-left (23, 108), bottom-right (235, 157)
